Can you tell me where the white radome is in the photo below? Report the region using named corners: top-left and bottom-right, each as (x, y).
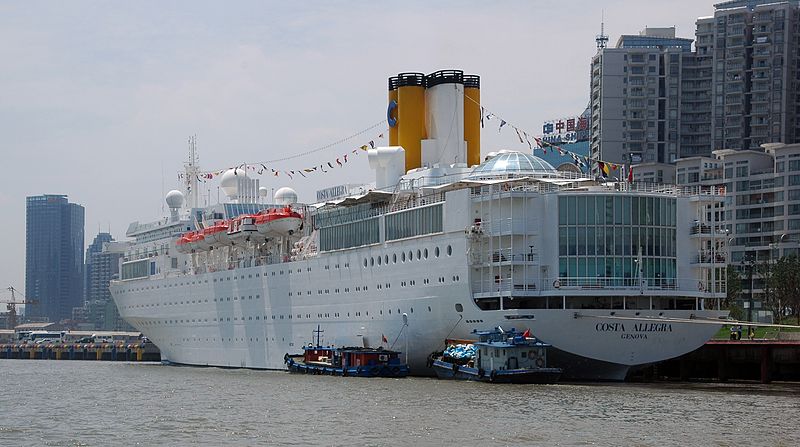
top-left (165, 190), bottom-right (185, 209)
top-left (259, 186), bottom-right (269, 198)
top-left (274, 187), bottom-right (298, 205)
top-left (220, 168), bottom-right (246, 199)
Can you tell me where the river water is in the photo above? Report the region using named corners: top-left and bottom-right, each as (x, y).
top-left (1, 360), bottom-right (798, 446)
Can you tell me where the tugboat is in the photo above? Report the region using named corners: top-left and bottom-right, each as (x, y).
top-left (428, 327), bottom-right (562, 384)
top-left (284, 326), bottom-right (409, 378)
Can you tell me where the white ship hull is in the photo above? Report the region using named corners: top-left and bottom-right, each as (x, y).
top-left (111, 233), bottom-right (725, 380)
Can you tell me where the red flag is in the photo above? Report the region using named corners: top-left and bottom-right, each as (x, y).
top-left (628, 167), bottom-right (634, 183)
top-left (522, 329), bottom-right (531, 338)
top-left (382, 334), bottom-right (388, 344)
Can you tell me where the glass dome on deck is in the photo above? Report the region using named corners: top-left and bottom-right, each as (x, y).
top-left (468, 150), bottom-right (558, 179)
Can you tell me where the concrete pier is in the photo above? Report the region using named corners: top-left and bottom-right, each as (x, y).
top-left (650, 340), bottom-right (800, 383)
top-left (0, 342), bottom-right (160, 362)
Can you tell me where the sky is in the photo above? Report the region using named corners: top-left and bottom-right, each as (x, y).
top-left (0, 0), bottom-right (717, 301)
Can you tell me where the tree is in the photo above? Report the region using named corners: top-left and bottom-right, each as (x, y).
top-left (769, 255), bottom-right (800, 325)
top-left (724, 264), bottom-right (742, 309)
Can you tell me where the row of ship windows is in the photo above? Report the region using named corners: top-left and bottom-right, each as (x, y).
top-left (119, 244), bottom-right (454, 294)
top-left (134, 305), bottom-right (433, 326)
top-left (288, 276), bottom-right (462, 296)
top-left (123, 274), bottom-right (463, 303)
top-left (364, 245), bottom-right (453, 268)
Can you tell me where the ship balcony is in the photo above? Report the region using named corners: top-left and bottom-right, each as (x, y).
top-left (691, 251), bottom-right (727, 265)
top-left (472, 280), bottom-right (539, 298)
top-left (689, 224), bottom-right (728, 238)
top-left (470, 248), bottom-right (539, 266)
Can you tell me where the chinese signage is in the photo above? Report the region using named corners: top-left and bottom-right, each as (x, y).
top-left (541, 112), bottom-right (591, 145)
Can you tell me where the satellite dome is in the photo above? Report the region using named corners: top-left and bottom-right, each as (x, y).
top-left (259, 186), bottom-right (269, 198)
top-left (274, 187), bottom-right (298, 205)
top-left (469, 150), bottom-right (557, 179)
top-left (165, 190), bottom-right (185, 209)
top-left (220, 168), bottom-right (247, 199)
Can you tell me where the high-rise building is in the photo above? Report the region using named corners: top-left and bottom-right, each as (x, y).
top-left (84, 234), bottom-right (129, 330)
top-left (25, 195), bottom-right (85, 322)
top-left (85, 232), bottom-right (114, 303)
top-left (708, 0), bottom-right (800, 151)
top-left (590, 27), bottom-right (694, 170)
top-left (593, 1), bottom-right (799, 176)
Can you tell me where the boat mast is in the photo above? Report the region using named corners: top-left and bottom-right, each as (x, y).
top-left (184, 135), bottom-right (201, 210)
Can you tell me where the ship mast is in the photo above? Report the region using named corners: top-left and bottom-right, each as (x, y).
top-left (184, 135), bottom-right (201, 209)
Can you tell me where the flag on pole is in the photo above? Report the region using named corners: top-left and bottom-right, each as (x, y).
top-left (382, 334), bottom-right (388, 344)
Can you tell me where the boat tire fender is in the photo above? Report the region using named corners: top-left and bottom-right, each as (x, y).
top-left (356, 366), bottom-right (363, 375)
top-left (370, 366), bottom-right (381, 376)
top-left (452, 363), bottom-right (458, 373)
top-left (535, 358), bottom-right (545, 368)
top-left (490, 370), bottom-right (497, 382)
top-left (391, 366), bottom-right (400, 376)
top-left (478, 368), bottom-right (485, 378)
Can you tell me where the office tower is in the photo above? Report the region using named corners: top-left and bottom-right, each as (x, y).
top-left (85, 234), bottom-right (128, 330)
top-left (25, 195), bottom-right (85, 322)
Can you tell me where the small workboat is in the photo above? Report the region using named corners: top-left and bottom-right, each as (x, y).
top-left (284, 345), bottom-right (409, 378)
top-left (428, 327), bottom-right (562, 384)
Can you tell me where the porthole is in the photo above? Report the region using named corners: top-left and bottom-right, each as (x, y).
top-left (364, 259), bottom-right (368, 268)
top-left (447, 245), bottom-right (452, 256)
top-left (377, 256), bottom-right (382, 266)
top-left (370, 257), bottom-right (374, 266)
top-left (384, 255), bottom-right (388, 264)
top-left (424, 248), bottom-right (428, 259)
top-left (409, 251), bottom-right (414, 261)
top-left (402, 252), bottom-right (406, 262)
top-left (393, 253), bottom-right (397, 263)
top-left (417, 249), bottom-right (421, 259)
top-left (455, 303), bottom-right (464, 312)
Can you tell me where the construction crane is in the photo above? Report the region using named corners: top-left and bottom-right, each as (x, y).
top-left (1, 286), bottom-right (37, 330)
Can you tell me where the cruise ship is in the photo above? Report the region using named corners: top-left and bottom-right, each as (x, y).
top-left (110, 70), bottom-right (728, 380)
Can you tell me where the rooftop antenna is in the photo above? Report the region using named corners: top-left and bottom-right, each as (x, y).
top-left (596, 11), bottom-right (609, 49)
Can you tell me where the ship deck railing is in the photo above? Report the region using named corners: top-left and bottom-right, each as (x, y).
top-left (472, 276), bottom-right (726, 296)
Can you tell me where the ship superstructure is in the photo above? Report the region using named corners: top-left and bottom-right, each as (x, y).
top-left (110, 70), bottom-right (728, 380)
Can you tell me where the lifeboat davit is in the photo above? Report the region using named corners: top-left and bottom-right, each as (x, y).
top-left (188, 232), bottom-right (207, 251)
top-left (227, 214), bottom-right (258, 242)
top-left (175, 233), bottom-right (193, 254)
top-left (255, 207), bottom-right (303, 237)
top-left (201, 221), bottom-right (231, 247)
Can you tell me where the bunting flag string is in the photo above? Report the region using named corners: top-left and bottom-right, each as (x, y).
top-left (177, 126), bottom-right (388, 183)
top-left (461, 92), bottom-right (631, 182)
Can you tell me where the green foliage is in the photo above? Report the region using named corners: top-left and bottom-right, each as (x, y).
top-left (724, 264), bottom-right (742, 308)
top-left (768, 255), bottom-right (800, 324)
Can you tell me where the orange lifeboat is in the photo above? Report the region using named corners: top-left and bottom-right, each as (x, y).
top-left (255, 207), bottom-right (303, 237)
top-left (201, 221), bottom-right (231, 247)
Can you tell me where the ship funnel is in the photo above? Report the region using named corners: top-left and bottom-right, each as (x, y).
top-left (385, 69), bottom-right (481, 172)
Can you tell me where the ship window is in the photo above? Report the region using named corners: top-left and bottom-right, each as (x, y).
top-left (409, 251), bottom-right (414, 261)
top-left (364, 259), bottom-right (367, 268)
top-left (424, 248), bottom-right (428, 259)
top-left (428, 306), bottom-right (431, 312)
top-left (401, 252), bottom-right (406, 262)
top-left (447, 245), bottom-right (452, 256)
top-left (371, 257), bottom-right (374, 266)
top-left (393, 254), bottom-right (397, 263)
top-left (384, 255), bottom-right (388, 264)
top-left (377, 256), bottom-right (382, 265)
top-left (417, 249), bottom-right (421, 259)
